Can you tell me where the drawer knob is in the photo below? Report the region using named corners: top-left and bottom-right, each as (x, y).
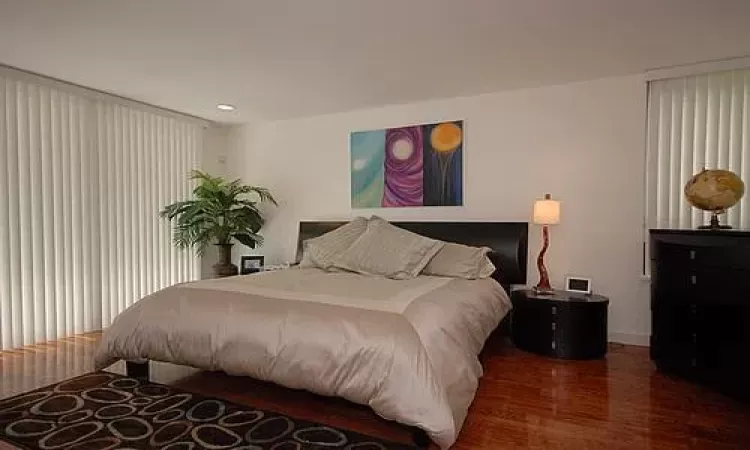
top-left (551, 306), bottom-right (557, 315)
top-left (690, 275), bottom-right (697, 285)
top-left (551, 340), bottom-right (557, 350)
top-left (551, 322), bottom-right (556, 331)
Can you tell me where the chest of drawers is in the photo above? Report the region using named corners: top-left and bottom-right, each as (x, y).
top-left (650, 229), bottom-right (750, 401)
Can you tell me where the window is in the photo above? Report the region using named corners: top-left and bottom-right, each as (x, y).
top-left (0, 67), bottom-right (203, 350)
top-left (645, 68), bottom-right (749, 231)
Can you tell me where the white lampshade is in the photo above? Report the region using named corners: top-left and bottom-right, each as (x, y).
top-left (533, 194), bottom-right (561, 225)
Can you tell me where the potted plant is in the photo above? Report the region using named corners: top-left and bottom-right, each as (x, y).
top-left (160, 170), bottom-right (277, 278)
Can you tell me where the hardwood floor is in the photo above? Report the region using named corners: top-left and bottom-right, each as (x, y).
top-left (2, 332), bottom-right (749, 449)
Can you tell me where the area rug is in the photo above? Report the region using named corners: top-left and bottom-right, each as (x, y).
top-left (0, 372), bottom-right (417, 449)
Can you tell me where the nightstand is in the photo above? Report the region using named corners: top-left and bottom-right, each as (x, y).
top-left (510, 289), bottom-right (609, 360)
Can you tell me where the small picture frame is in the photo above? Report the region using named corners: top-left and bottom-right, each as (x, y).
top-left (565, 276), bottom-right (592, 294)
top-left (240, 255), bottom-right (264, 274)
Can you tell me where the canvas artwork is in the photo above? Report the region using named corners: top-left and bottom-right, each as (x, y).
top-left (351, 120), bottom-right (463, 208)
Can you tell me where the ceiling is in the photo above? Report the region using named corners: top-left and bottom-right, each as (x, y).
top-left (1, 0), bottom-right (750, 123)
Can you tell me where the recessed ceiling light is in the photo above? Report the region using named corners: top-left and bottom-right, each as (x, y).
top-left (217, 104), bottom-right (235, 111)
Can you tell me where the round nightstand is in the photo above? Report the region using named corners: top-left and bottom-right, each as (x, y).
top-left (510, 289), bottom-right (609, 360)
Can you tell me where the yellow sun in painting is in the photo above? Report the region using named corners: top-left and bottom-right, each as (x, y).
top-left (430, 122), bottom-right (463, 152)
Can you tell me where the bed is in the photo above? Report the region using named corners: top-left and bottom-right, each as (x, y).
top-left (95, 221), bottom-right (528, 449)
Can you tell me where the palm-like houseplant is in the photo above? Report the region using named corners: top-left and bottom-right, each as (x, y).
top-left (160, 170), bottom-right (277, 278)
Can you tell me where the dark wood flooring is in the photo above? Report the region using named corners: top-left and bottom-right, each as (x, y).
top-left (1, 332), bottom-right (749, 449)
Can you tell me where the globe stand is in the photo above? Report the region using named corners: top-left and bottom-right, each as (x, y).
top-left (699, 212), bottom-right (732, 230)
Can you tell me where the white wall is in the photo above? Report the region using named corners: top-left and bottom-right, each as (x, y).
top-left (226, 75), bottom-right (651, 345)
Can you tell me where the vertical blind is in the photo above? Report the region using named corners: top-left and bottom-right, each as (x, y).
top-left (645, 68), bottom-right (750, 230)
top-left (0, 68), bottom-right (202, 350)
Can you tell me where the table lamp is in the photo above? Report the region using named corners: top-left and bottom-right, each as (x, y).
top-left (533, 193), bottom-right (560, 294)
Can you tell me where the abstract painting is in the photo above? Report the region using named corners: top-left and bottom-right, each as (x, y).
top-left (351, 120), bottom-right (463, 208)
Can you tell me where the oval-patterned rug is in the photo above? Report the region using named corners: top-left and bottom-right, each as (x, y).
top-left (0, 372), bottom-right (417, 449)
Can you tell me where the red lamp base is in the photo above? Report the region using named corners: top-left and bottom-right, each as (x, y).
top-left (535, 225), bottom-right (553, 294)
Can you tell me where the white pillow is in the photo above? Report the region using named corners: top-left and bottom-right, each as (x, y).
top-left (334, 218), bottom-right (444, 279)
top-left (299, 217), bottom-right (368, 270)
top-left (422, 242), bottom-right (496, 279)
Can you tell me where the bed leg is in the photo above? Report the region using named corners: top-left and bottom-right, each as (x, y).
top-left (125, 361), bottom-right (150, 381)
top-left (411, 428), bottom-right (431, 449)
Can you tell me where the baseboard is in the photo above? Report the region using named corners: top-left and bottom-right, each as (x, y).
top-left (608, 332), bottom-right (650, 347)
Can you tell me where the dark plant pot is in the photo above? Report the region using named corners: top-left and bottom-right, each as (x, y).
top-left (213, 244), bottom-right (238, 278)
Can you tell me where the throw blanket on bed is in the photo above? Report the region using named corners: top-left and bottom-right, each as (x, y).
top-left (95, 268), bottom-right (512, 448)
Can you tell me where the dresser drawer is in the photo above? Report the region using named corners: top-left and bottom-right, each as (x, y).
top-left (652, 266), bottom-right (750, 304)
top-left (651, 240), bottom-right (750, 270)
top-left (651, 301), bottom-right (700, 343)
top-left (652, 340), bottom-right (703, 381)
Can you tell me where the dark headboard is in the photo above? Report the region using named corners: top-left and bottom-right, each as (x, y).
top-left (297, 221), bottom-right (528, 289)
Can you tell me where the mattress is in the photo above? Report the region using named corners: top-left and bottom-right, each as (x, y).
top-left (95, 267), bottom-right (511, 448)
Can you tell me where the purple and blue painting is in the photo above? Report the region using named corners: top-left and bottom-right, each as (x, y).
top-left (351, 120), bottom-right (463, 208)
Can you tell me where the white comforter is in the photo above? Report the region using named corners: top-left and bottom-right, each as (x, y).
top-left (95, 268), bottom-right (511, 448)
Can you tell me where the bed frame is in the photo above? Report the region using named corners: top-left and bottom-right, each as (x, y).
top-left (127, 220), bottom-right (528, 448)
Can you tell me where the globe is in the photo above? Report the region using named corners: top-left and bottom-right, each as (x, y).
top-left (684, 169), bottom-right (745, 229)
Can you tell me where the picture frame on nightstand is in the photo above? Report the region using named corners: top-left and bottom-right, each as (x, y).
top-left (565, 276), bottom-right (592, 295)
top-left (240, 255), bottom-right (264, 274)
